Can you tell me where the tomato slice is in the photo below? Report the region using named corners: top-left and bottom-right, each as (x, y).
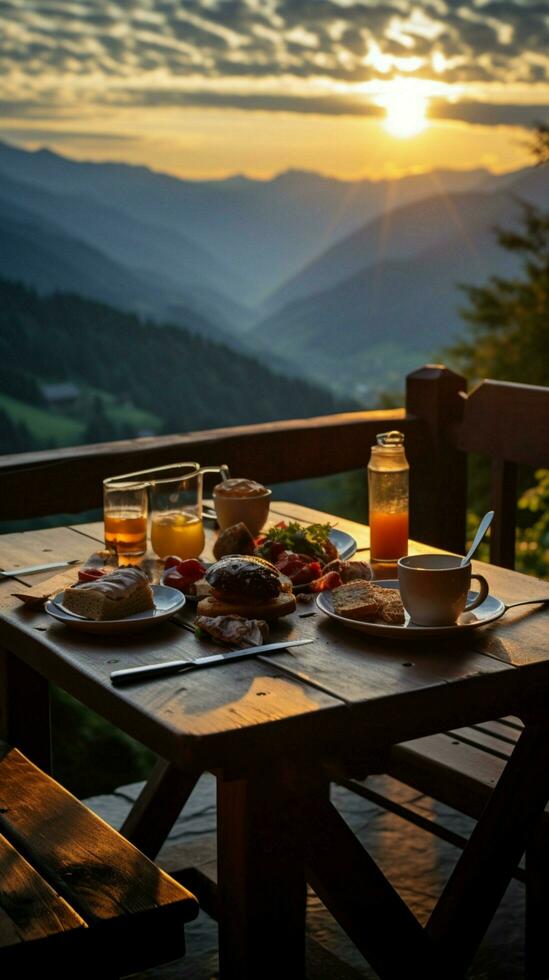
top-left (309, 571), bottom-right (343, 592)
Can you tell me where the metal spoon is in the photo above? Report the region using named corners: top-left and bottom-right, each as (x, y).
top-left (460, 510), bottom-right (494, 567)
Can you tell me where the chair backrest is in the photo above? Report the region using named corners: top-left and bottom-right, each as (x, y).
top-left (406, 366), bottom-right (549, 568)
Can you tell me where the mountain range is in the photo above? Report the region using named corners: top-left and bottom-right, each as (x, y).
top-left (0, 139), bottom-right (546, 403)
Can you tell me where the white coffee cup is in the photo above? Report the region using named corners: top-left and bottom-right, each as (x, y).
top-left (397, 554), bottom-right (489, 627)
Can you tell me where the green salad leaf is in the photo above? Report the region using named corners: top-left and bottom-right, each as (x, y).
top-left (257, 521), bottom-right (334, 561)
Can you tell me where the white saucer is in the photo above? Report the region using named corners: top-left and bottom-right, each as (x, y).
top-left (45, 585), bottom-right (185, 634)
top-left (316, 580), bottom-right (506, 639)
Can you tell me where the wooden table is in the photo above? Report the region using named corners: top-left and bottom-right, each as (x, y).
top-left (1, 502), bottom-right (549, 980)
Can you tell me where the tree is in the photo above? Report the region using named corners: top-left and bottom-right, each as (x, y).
top-left (528, 122), bottom-right (549, 166)
top-left (446, 125), bottom-right (549, 575)
top-left (449, 200), bottom-right (549, 386)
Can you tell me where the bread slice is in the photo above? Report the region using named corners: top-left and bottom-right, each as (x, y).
top-left (196, 592), bottom-right (296, 620)
top-left (367, 585), bottom-right (406, 624)
top-left (62, 567), bottom-right (154, 621)
top-left (331, 580), bottom-right (381, 621)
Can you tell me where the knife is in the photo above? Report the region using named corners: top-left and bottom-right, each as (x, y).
top-left (110, 638), bottom-right (313, 686)
top-left (0, 558), bottom-right (81, 579)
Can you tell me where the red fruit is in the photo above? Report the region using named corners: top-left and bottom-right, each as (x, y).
top-left (175, 559), bottom-right (206, 582)
top-left (164, 555), bottom-right (184, 569)
top-left (163, 567), bottom-right (187, 592)
top-left (78, 567), bottom-right (107, 582)
top-left (268, 541), bottom-right (286, 561)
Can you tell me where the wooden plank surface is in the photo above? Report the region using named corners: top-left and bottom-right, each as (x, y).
top-left (0, 744), bottom-right (196, 922)
top-left (454, 379), bottom-right (549, 467)
top-left (0, 831), bottom-right (85, 944)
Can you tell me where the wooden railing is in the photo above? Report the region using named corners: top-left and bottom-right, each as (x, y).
top-left (1, 366), bottom-right (548, 569)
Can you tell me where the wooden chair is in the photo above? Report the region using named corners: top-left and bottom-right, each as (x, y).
top-left (0, 739), bottom-right (198, 976)
top-left (339, 371), bottom-right (549, 979)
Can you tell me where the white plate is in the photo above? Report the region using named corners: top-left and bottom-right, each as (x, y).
top-left (316, 580), bottom-right (506, 639)
top-left (329, 529), bottom-right (357, 561)
top-left (45, 585), bottom-right (185, 634)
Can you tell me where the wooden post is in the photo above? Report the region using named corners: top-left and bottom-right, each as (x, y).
top-left (0, 651), bottom-right (52, 773)
top-left (490, 459), bottom-right (517, 568)
top-left (406, 365), bottom-right (467, 553)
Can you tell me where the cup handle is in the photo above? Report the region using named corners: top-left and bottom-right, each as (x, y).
top-left (464, 574), bottom-right (489, 612)
top-left (199, 465), bottom-right (230, 481)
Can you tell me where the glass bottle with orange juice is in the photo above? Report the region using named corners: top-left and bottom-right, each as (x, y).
top-left (368, 431), bottom-right (409, 574)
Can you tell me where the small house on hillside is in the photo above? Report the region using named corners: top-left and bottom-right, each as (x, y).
top-left (41, 382), bottom-right (80, 407)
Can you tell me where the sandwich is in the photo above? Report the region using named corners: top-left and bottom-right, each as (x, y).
top-left (196, 555), bottom-right (296, 620)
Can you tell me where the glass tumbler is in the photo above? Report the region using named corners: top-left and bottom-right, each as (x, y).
top-left (103, 476), bottom-right (149, 557)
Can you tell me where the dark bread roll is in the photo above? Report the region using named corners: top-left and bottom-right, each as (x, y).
top-left (213, 522), bottom-right (255, 560)
top-left (205, 556), bottom-right (281, 601)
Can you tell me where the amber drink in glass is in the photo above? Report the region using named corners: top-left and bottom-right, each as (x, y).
top-left (103, 478), bottom-right (148, 557)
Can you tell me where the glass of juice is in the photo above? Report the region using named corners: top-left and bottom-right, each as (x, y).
top-left (103, 477), bottom-right (149, 557)
top-left (150, 463), bottom-right (229, 560)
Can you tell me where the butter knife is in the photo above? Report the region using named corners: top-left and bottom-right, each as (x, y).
top-left (0, 558), bottom-right (81, 578)
top-left (110, 638), bottom-right (313, 686)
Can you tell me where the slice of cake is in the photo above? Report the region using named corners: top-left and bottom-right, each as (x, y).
top-left (62, 567), bottom-right (154, 621)
top-left (331, 580), bottom-right (381, 621)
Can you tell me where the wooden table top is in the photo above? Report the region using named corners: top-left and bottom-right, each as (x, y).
top-left (1, 502), bottom-right (548, 772)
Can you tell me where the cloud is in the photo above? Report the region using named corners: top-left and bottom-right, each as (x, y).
top-left (107, 87), bottom-right (386, 117)
top-left (0, 0), bottom-right (548, 126)
top-left (430, 100), bottom-right (549, 127)
top-left (0, 127), bottom-right (136, 143)
top-left (101, 86), bottom-right (548, 131)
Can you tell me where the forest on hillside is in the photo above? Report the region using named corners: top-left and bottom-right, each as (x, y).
top-left (0, 277), bottom-right (352, 455)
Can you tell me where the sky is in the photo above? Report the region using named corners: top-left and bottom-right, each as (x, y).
top-left (1, 0), bottom-right (549, 179)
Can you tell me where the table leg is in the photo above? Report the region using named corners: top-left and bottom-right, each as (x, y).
top-left (120, 758), bottom-right (199, 859)
top-left (0, 649), bottom-right (51, 772)
top-left (216, 764), bottom-right (308, 980)
top-left (427, 717), bottom-right (549, 975)
top-left (303, 790), bottom-right (447, 980)
top-left (525, 820), bottom-right (549, 980)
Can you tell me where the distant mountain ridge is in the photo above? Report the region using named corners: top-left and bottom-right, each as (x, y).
top-left (0, 193), bottom-right (238, 348)
top-left (249, 165), bottom-right (548, 398)
top-left (0, 139), bottom-right (542, 404)
top-left (0, 141), bottom-right (503, 304)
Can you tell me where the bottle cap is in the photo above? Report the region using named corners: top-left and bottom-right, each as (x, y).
top-left (376, 431), bottom-right (404, 447)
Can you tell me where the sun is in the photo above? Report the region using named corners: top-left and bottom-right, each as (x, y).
top-left (381, 82), bottom-right (429, 139)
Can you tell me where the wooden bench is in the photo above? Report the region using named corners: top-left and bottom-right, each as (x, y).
top-left (0, 740), bottom-right (198, 976)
